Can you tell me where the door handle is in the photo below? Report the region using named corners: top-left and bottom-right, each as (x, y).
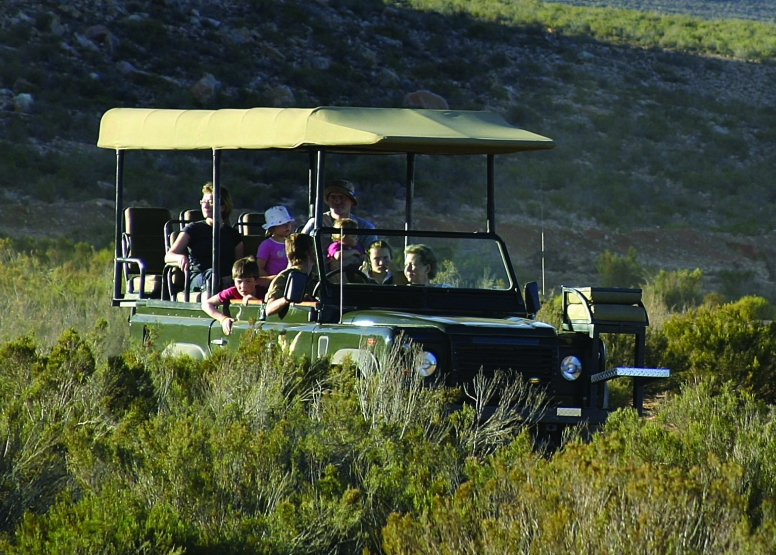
top-left (211, 338), bottom-right (227, 346)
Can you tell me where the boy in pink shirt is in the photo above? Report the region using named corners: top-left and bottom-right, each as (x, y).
top-left (201, 256), bottom-right (266, 335)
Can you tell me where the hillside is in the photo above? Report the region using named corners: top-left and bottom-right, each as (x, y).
top-left (549, 0), bottom-right (776, 21)
top-left (1, 0), bottom-right (775, 297)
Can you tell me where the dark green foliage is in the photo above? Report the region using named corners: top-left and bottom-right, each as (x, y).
top-left (658, 296), bottom-right (776, 402)
top-left (649, 268), bottom-right (704, 310)
top-left (383, 383), bottom-right (776, 553)
top-left (0, 330), bottom-right (537, 553)
top-left (718, 268), bottom-right (759, 301)
top-left (596, 246), bottom-right (644, 287)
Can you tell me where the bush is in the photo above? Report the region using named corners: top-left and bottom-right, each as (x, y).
top-left (658, 296), bottom-right (776, 402)
top-left (382, 382), bottom-right (776, 554)
top-left (718, 268), bottom-right (759, 302)
top-left (646, 267), bottom-right (704, 311)
top-left (596, 246), bottom-right (644, 287)
top-left (0, 331), bottom-right (541, 554)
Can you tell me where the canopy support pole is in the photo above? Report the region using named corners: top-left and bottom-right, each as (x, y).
top-left (308, 151), bottom-right (316, 220)
top-left (405, 152), bottom-right (415, 248)
top-left (486, 154), bottom-right (495, 234)
top-left (112, 150), bottom-right (124, 302)
top-left (211, 149), bottom-right (222, 297)
top-left (313, 149), bottom-right (326, 227)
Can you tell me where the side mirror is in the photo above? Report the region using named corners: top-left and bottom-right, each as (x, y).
top-left (284, 270), bottom-right (308, 304)
top-left (524, 281), bottom-right (541, 316)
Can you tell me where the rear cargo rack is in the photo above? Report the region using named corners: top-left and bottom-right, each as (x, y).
top-left (562, 286), bottom-right (668, 415)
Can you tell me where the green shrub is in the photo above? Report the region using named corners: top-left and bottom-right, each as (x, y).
top-left (383, 381), bottom-right (776, 553)
top-left (718, 268), bottom-right (759, 302)
top-left (658, 296), bottom-right (776, 402)
top-left (646, 267), bottom-right (704, 311)
top-left (596, 246), bottom-right (644, 287)
top-left (0, 331), bottom-right (542, 554)
top-left (383, 386), bottom-right (776, 554)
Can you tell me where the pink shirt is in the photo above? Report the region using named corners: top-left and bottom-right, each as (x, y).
top-left (257, 238), bottom-right (288, 275)
top-left (216, 286), bottom-right (243, 303)
top-left (326, 241), bottom-right (365, 259)
top-left (215, 285), bottom-right (267, 303)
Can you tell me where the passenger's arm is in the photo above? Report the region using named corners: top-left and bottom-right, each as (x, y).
top-left (165, 232), bottom-right (190, 272)
top-left (386, 260), bottom-right (408, 285)
top-left (201, 294), bottom-right (234, 335)
top-left (264, 296), bottom-right (289, 318)
top-left (234, 241), bottom-right (244, 260)
top-left (300, 218), bottom-right (314, 235)
top-left (264, 274), bottom-right (290, 318)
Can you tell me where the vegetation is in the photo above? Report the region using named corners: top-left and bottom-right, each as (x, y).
top-left (660, 296), bottom-right (776, 402)
top-left (1, 318), bottom-right (776, 552)
top-left (383, 381), bottom-right (776, 554)
top-left (596, 247), bottom-right (644, 288)
top-left (406, 0), bottom-right (776, 61)
top-left (546, 0), bottom-right (776, 23)
top-left (0, 328), bottom-right (545, 553)
top-left (3, 0), bottom-right (776, 548)
top-left (0, 236), bottom-right (127, 354)
top-left (0, 239), bottom-right (774, 551)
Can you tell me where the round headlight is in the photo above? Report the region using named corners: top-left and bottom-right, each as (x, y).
top-left (417, 351), bottom-right (438, 377)
top-left (560, 355), bottom-right (582, 381)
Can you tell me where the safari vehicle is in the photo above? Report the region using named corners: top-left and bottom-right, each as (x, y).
top-left (98, 106), bottom-right (668, 436)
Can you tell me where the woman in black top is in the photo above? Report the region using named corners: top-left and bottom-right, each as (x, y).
top-left (165, 182), bottom-right (244, 292)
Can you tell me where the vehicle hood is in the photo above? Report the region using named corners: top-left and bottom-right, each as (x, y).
top-left (340, 310), bottom-right (557, 336)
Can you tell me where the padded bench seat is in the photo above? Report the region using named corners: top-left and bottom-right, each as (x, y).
top-left (563, 286), bottom-right (648, 327)
top-left (565, 303), bottom-right (647, 323)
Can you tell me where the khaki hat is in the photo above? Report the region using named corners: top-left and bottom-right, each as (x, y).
top-left (323, 179), bottom-right (358, 206)
top-left (262, 205), bottom-right (294, 229)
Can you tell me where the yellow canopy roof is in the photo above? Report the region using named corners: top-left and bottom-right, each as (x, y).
top-left (97, 106), bottom-right (553, 154)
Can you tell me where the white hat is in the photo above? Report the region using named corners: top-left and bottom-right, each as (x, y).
top-left (262, 206), bottom-right (294, 229)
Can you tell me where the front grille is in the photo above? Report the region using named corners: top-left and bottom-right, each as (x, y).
top-left (451, 339), bottom-right (558, 384)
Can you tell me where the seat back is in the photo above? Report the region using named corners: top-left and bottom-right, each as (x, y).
top-left (236, 212), bottom-right (265, 236)
top-left (179, 208), bottom-right (201, 228)
top-left (121, 207), bottom-right (171, 298)
top-left (235, 212), bottom-right (266, 258)
top-left (164, 219), bottom-right (192, 301)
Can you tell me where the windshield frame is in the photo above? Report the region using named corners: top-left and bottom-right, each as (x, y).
top-left (310, 228), bottom-right (527, 317)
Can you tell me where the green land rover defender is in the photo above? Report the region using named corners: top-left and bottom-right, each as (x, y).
top-left (99, 106), bottom-right (668, 438)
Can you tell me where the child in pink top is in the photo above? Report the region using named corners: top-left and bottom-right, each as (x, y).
top-left (201, 257), bottom-right (266, 335)
top-left (257, 206), bottom-right (295, 277)
top-left (326, 218), bottom-right (365, 270)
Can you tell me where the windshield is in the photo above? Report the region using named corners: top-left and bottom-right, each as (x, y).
top-left (317, 230), bottom-right (514, 291)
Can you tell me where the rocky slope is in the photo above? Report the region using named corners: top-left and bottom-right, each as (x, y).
top-left (1, 0), bottom-right (775, 298)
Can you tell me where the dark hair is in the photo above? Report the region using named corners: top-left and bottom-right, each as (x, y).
top-left (202, 182), bottom-right (233, 221)
top-left (404, 244), bottom-right (438, 280)
top-left (285, 233), bottom-right (314, 267)
top-left (232, 256), bottom-right (260, 279)
top-left (368, 240), bottom-right (393, 258)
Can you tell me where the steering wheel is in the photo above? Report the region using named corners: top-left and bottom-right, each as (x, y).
top-left (312, 267), bottom-right (372, 298)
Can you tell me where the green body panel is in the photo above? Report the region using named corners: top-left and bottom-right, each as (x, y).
top-left (130, 300), bottom-right (397, 363)
top-left (341, 310), bottom-right (557, 336)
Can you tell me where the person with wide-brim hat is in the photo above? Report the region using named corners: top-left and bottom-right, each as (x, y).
top-left (301, 179), bottom-right (377, 251)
